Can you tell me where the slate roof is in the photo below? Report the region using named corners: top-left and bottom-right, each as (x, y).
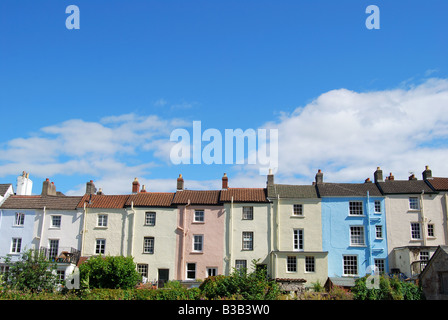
top-left (0, 184), bottom-right (12, 196)
top-left (77, 194), bottom-right (130, 209)
top-left (220, 188), bottom-right (268, 203)
top-left (267, 184), bottom-right (318, 199)
top-left (0, 195), bottom-right (83, 210)
top-left (172, 190), bottom-right (221, 205)
top-left (376, 180), bottom-right (435, 194)
top-left (125, 192), bottom-right (175, 207)
top-left (426, 177), bottom-right (448, 191)
top-left (316, 183), bottom-right (382, 197)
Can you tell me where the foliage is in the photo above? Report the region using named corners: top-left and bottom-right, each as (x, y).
top-left (311, 280), bottom-right (325, 292)
top-left (78, 255), bottom-right (141, 289)
top-left (351, 274), bottom-right (424, 300)
top-left (328, 285), bottom-right (353, 300)
top-left (199, 259), bottom-right (281, 300)
top-left (1, 249), bottom-right (58, 293)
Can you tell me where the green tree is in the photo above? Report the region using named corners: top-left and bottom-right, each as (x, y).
top-left (79, 255), bottom-right (141, 289)
top-left (2, 249), bottom-right (58, 293)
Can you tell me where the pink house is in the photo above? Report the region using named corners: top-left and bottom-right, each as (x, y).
top-left (173, 175), bottom-right (224, 282)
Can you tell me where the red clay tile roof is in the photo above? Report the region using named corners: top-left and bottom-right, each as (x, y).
top-left (1, 195), bottom-right (83, 210)
top-left (172, 190), bottom-right (221, 205)
top-left (77, 194), bottom-right (130, 209)
top-left (126, 192), bottom-right (175, 207)
top-left (426, 177), bottom-right (448, 191)
top-left (220, 188), bottom-right (268, 202)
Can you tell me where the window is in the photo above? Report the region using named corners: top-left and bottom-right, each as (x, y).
top-left (427, 224), bottom-right (435, 237)
top-left (97, 214), bottom-right (108, 227)
top-left (375, 225), bottom-right (383, 239)
top-left (137, 264), bottom-right (148, 278)
top-left (206, 267), bottom-right (217, 277)
top-left (11, 238), bottom-right (22, 253)
top-left (242, 206), bottom-right (253, 220)
top-left (49, 239), bottom-right (59, 260)
top-left (287, 256), bottom-right (297, 272)
top-left (374, 259), bottom-right (385, 273)
top-left (305, 256), bottom-right (315, 272)
top-left (144, 237), bottom-right (155, 254)
top-left (145, 212), bottom-right (156, 226)
top-left (343, 255), bottom-right (358, 276)
top-left (56, 270), bottom-right (65, 284)
top-left (349, 201), bottom-right (363, 215)
top-left (293, 229), bottom-right (304, 251)
top-left (95, 239), bottom-right (106, 254)
top-left (409, 197), bottom-right (419, 210)
top-left (193, 235), bottom-right (203, 252)
top-left (350, 226), bottom-right (365, 246)
top-left (186, 263), bottom-right (196, 280)
top-left (420, 251), bottom-right (430, 269)
top-left (242, 232), bottom-right (254, 251)
top-left (51, 215), bottom-right (61, 228)
top-left (235, 260), bottom-right (247, 273)
top-left (293, 204), bottom-right (303, 216)
top-left (14, 212), bottom-right (25, 226)
top-left (411, 223), bottom-right (422, 240)
top-left (374, 200), bottom-right (381, 213)
top-left (194, 210), bottom-right (204, 223)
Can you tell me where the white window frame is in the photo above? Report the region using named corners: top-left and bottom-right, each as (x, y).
top-left (343, 255), bottom-right (358, 276)
top-left (95, 239), bottom-right (106, 254)
top-left (375, 225), bottom-right (383, 239)
top-left (349, 201), bottom-right (364, 216)
top-left (51, 215), bottom-right (61, 228)
top-left (427, 224), bottom-right (435, 238)
top-left (193, 234), bottom-right (203, 252)
top-left (411, 222), bottom-right (422, 240)
top-left (242, 206), bottom-right (253, 220)
top-left (350, 226), bottom-right (365, 246)
top-left (145, 212), bottom-right (156, 226)
top-left (293, 204), bottom-right (303, 216)
top-left (97, 214), bottom-right (108, 227)
top-left (305, 256), bottom-right (315, 273)
top-left (11, 238), bottom-right (22, 254)
top-left (293, 229), bottom-right (304, 251)
top-left (235, 260), bottom-right (247, 273)
top-left (409, 197), bottom-right (419, 210)
top-left (186, 263), bottom-right (196, 280)
top-left (374, 200), bottom-right (381, 214)
top-left (286, 256), bottom-right (297, 273)
top-left (374, 259), bottom-right (385, 273)
top-left (137, 264), bottom-right (148, 278)
top-left (206, 267), bottom-right (218, 277)
top-left (14, 212), bottom-right (25, 226)
top-left (194, 210), bottom-right (204, 223)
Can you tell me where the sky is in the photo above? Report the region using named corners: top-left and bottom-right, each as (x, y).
top-left (0, 0), bottom-right (448, 195)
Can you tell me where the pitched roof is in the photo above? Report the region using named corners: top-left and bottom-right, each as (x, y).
top-left (125, 192), bottom-right (175, 207)
top-left (426, 177), bottom-right (448, 191)
top-left (0, 184), bottom-right (12, 196)
top-left (0, 195), bottom-right (83, 210)
top-left (220, 188), bottom-right (268, 203)
top-left (317, 183), bottom-right (382, 197)
top-left (376, 180), bottom-right (435, 194)
top-left (77, 194), bottom-right (130, 209)
top-left (267, 184), bottom-right (318, 199)
top-left (172, 190), bottom-right (221, 205)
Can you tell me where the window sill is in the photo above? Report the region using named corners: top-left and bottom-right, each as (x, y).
top-left (94, 226), bottom-right (108, 229)
top-left (347, 215), bottom-right (366, 218)
top-left (290, 215), bottom-right (305, 219)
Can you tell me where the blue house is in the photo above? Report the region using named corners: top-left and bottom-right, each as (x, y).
top-left (316, 171), bottom-right (388, 280)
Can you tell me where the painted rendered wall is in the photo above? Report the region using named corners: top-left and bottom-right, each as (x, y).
top-left (176, 205), bottom-right (224, 281)
top-left (132, 207), bottom-right (178, 282)
top-left (321, 196), bottom-right (388, 278)
top-left (224, 202), bottom-right (271, 275)
top-left (81, 208), bottom-right (131, 257)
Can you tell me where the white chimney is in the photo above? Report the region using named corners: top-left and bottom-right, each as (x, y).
top-left (16, 171), bottom-right (33, 195)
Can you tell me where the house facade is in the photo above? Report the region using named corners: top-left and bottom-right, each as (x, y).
top-left (266, 171), bottom-right (328, 288)
top-left (318, 170), bottom-right (388, 280)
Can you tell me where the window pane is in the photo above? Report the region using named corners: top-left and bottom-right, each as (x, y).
top-left (242, 207), bottom-right (253, 220)
top-left (145, 212), bottom-right (156, 226)
top-left (293, 229), bottom-right (303, 250)
top-left (349, 201), bottom-right (363, 215)
top-left (350, 226), bottom-right (365, 246)
top-left (409, 197), bottom-right (419, 210)
top-left (194, 210), bottom-right (204, 222)
top-left (343, 255), bottom-right (358, 275)
top-left (287, 256), bottom-right (297, 272)
top-left (293, 204), bottom-right (303, 216)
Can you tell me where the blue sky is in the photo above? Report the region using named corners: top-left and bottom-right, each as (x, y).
top-left (1, 0), bottom-right (448, 195)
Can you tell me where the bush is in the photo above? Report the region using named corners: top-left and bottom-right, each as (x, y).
top-left (79, 255), bottom-right (141, 289)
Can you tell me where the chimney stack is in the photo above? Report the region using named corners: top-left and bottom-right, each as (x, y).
top-left (386, 172), bottom-right (395, 181)
top-left (365, 178), bottom-right (372, 183)
top-left (141, 185), bottom-right (147, 193)
top-left (16, 171), bottom-right (33, 195)
top-left (222, 173), bottom-right (229, 190)
top-left (132, 178), bottom-right (140, 194)
top-left (267, 168), bottom-right (274, 187)
top-left (422, 165), bottom-right (432, 180)
top-left (41, 178), bottom-right (57, 196)
top-left (86, 180), bottom-right (97, 195)
top-left (177, 174), bottom-right (184, 191)
top-left (315, 169), bottom-right (323, 184)
top-left (97, 188), bottom-right (103, 195)
top-left (374, 167), bottom-right (383, 183)
top-left (409, 174), bottom-right (417, 181)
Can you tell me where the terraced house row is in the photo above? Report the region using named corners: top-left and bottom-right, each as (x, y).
top-left (0, 166), bottom-right (447, 290)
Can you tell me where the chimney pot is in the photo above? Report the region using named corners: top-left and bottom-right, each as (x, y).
top-left (177, 174), bottom-right (184, 191)
top-left (222, 173), bottom-right (229, 190)
top-left (132, 177), bottom-right (140, 194)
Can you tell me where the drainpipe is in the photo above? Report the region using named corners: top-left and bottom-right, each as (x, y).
top-left (228, 196), bottom-right (234, 275)
top-left (445, 193), bottom-right (448, 243)
top-left (39, 206), bottom-right (46, 249)
top-left (130, 201), bottom-right (136, 257)
top-left (179, 200), bottom-right (190, 280)
top-left (420, 190), bottom-right (427, 246)
top-left (81, 202), bottom-right (87, 256)
top-left (276, 194), bottom-right (280, 251)
top-left (366, 191), bottom-right (372, 269)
